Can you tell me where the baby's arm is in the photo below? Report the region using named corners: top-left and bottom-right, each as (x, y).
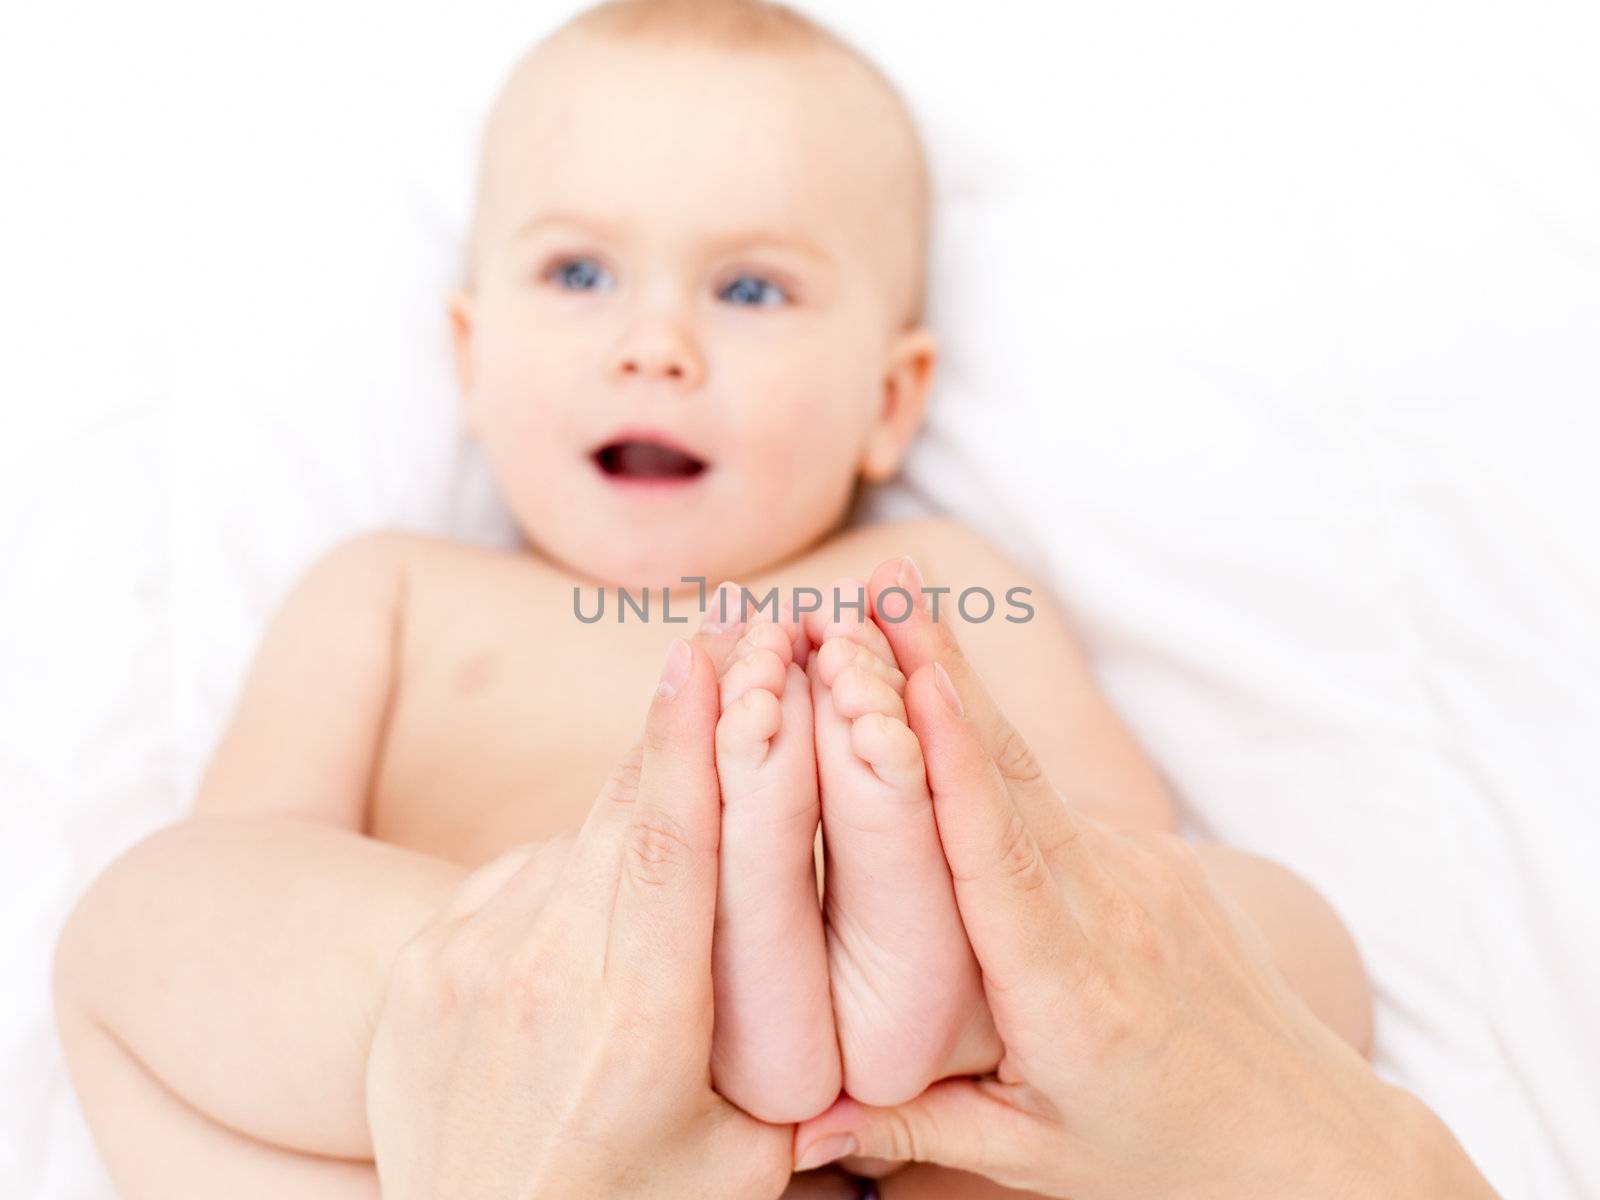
top-left (52, 534), bottom-right (477, 1190)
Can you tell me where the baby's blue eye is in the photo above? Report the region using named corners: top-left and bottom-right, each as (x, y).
top-left (551, 257), bottom-right (612, 292)
top-left (719, 274), bottom-right (787, 308)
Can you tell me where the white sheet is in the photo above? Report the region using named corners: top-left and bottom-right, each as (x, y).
top-left (4, 1), bottom-right (1597, 1196)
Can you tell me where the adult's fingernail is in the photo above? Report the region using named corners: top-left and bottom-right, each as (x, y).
top-left (656, 639), bottom-right (690, 698)
top-left (897, 555), bottom-right (924, 599)
top-left (795, 1132), bottom-right (858, 1171)
top-left (701, 581), bottom-right (741, 632)
top-left (933, 662), bottom-right (964, 716)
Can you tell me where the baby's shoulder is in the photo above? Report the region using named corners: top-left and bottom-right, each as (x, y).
top-left (315, 529), bottom-right (565, 643)
top-left (347, 527), bottom-right (516, 576)
top-left (310, 528), bottom-right (517, 597)
top-left (346, 527), bottom-right (570, 582)
top-left (810, 515), bottom-right (1025, 588)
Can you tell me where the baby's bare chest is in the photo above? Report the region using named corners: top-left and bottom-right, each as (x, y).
top-left (363, 525), bottom-right (939, 868)
top-left (368, 584), bottom-right (688, 867)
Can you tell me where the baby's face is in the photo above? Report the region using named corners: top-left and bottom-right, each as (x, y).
top-left (450, 33), bottom-right (933, 590)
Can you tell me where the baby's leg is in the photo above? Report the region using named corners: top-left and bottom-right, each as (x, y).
top-left (1187, 843), bottom-right (1375, 1056)
top-left (712, 615), bottom-right (841, 1123)
top-left (807, 583), bottom-right (999, 1106)
top-left (52, 815), bottom-right (475, 1160)
top-left (54, 999), bottom-right (380, 1200)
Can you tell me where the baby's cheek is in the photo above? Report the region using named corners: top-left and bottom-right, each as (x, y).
top-left (757, 389), bottom-right (858, 455)
top-left (747, 412), bottom-right (853, 492)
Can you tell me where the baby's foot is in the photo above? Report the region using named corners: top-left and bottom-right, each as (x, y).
top-left (711, 610), bottom-right (840, 1123)
top-left (807, 581), bottom-right (996, 1106)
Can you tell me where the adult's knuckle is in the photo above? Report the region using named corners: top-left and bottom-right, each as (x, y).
top-left (1034, 813), bottom-right (1088, 872)
top-left (991, 810), bottom-right (1053, 895)
top-left (992, 726), bottom-right (1045, 788)
top-left (1081, 966), bottom-right (1142, 1053)
top-left (499, 949), bottom-right (560, 1027)
top-left (1106, 890), bottom-right (1167, 968)
top-left (877, 1108), bottom-right (927, 1162)
top-left (602, 746), bottom-right (644, 804)
top-left (1129, 912), bottom-right (1169, 970)
top-left (625, 807), bottom-right (694, 888)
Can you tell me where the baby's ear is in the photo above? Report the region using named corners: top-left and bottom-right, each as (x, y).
top-left (861, 326), bottom-right (938, 483)
top-left (447, 287), bottom-right (479, 435)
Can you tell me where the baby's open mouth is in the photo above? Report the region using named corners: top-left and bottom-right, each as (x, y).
top-left (592, 438), bottom-right (708, 481)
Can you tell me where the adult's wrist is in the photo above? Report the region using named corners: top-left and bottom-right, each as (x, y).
top-left (1248, 1076), bottom-right (1449, 1200)
top-left (1339, 1083), bottom-right (1499, 1200)
top-left (1389, 1085), bottom-right (1500, 1199)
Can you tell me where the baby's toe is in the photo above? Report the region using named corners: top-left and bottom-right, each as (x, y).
top-left (799, 580), bottom-right (853, 648)
top-left (770, 600), bottom-right (811, 669)
top-left (849, 711), bottom-right (927, 791)
top-left (828, 662), bottom-right (907, 725)
top-left (816, 600), bottom-right (899, 673)
top-left (805, 578), bottom-right (879, 645)
top-left (716, 686), bottom-right (783, 771)
top-left (730, 620), bottom-right (794, 673)
top-left (720, 647), bottom-right (788, 708)
top-left (815, 636), bottom-right (907, 694)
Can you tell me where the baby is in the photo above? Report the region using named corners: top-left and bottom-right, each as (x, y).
top-left (53, 0), bottom-right (1372, 1194)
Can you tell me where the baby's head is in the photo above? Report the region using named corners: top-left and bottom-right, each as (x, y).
top-left (448, 0), bottom-right (935, 589)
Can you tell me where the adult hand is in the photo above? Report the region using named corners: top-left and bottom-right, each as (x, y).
top-left (793, 556), bottom-right (1496, 1199)
top-left (365, 626), bottom-right (791, 1200)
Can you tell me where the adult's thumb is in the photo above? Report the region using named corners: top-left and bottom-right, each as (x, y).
top-left (792, 1082), bottom-right (1032, 1182)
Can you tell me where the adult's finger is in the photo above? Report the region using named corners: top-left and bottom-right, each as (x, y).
top-left (866, 556), bottom-right (1069, 846)
top-left (695, 580), bottom-right (753, 674)
top-left (559, 590), bottom-right (741, 906)
top-left (715, 579), bottom-right (813, 671)
top-left (793, 1084), bottom-right (1041, 1186)
top-left (537, 742), bottom-right (645, 958)
top-left (901, 662), bottom-right (1084, 1035)
top-left (604, 637), bottom-right (724, 1012)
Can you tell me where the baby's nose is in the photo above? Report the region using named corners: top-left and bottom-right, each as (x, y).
top-left (618, 353), bottom-right (685, 379)
top-left (613, 319), bottom-right (704, 386)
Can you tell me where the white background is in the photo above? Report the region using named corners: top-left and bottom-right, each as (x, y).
top-left (3, 1), bottom-right (1598, 1196)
